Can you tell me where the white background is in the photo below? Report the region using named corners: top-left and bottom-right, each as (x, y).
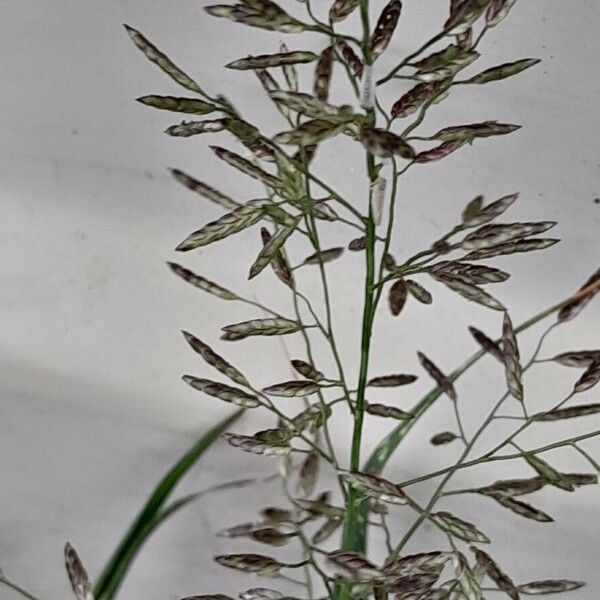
top-left (1, 1), bottom-right (599, 599)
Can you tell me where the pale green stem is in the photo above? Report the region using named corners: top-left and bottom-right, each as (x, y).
top-left (572, 444), bottom-right (600, 472)
top-left (0, 574), bottom-right (40, 600)
top-left (289, 283), bottom-right (341, 472)
top-left (340, 0), bottom-right (379, 576)
top-left (388, 322), bottom-right (557, 559)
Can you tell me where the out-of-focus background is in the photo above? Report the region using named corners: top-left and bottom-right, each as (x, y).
top-left (1, 1), bottom-right (599, 598)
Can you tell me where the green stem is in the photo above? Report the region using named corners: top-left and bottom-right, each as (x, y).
top-left (341, 0), bottom-right (378, 569)
top-left (340, 183), bottom-right (377, 560)
top-left (0, 576), bottom-right (40, 600)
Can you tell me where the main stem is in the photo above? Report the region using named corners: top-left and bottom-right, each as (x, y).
top-left (341, 0), bottom-right (377, 563)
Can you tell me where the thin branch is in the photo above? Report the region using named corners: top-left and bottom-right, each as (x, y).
top-left (0, 573), bottom-right (40, 600)
top-left (572, 444), bottom-right (600, 473)
top-left (377, 29), bottom-right (449, 86)
top-left (387, 322), bottom-right (558, 559)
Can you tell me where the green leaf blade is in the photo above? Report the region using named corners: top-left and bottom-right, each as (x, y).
top-left (93, 410), bottom-right (243, 600)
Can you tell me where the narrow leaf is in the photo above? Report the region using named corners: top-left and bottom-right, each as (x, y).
top-left (430, 431), bottom-right (458, 445)
top-left (314, 201), bottom-right (339, 221)
top-left (337, 40), bottom-right (364, 78)
top-left (176, 200), bottom-right (267, 251)
top-left (359, 124), bottom-right (416, 159)
top-left (348, 236), bottom-right (367, 251)
top-left (93, 411), bottom-right (243, 600)
top-left (274, 119), bottom-right (345, 146)
top-left (260, 227), bottom-right (294, 286)
top-left (250, 223), bottom-right (298, 279)
top-left (205, 1), bottom-right (306, 33)
top-left (478, 477), bottom-right (546, 497)
top-left (182, 331), bottom-right (249, 386)
top-left (183, 376), bottom-right (260, 408)
top-left (326, 550), bottom-right (382, 583)
top-left (523, 452), bottom-right (575, 492)
top-left (370, 0), bottom-right (403, 59)
top-left (125, 25), bottom-right (202, 93)
top-left (269, 90), bottom-right (343, 119)
top-left (468, 326), bottom-right (504, 362)
top-left (432, 121), bottom-right (521, 143)
top-left (415, 47), bottom-right (479, 81)
top-left (418, 351), bottom-right (456, 401)
top-left (415, 140), bottom-right (465, 163)
top-left (466, 59), bottom-right (540, 84)
top-left (462, 222), bottom-right (556, 250)
top-left (366, 402), bottom-right (414, 420)
top-left (137, 95), bottom-right (216, 114)
top-left (223, 433), bottom-right (290, 456)
top-left (383, 552), bottom-right (451, 577)
top-left (392, 81), bottom-right (447, 119)
top-left (432, 272), bottom-right (505, 310)
top-left (250, 528), bottom-right (297, 547)
top-left (406, 280), bottom-right (433, 304)
top-left (463, 238), bottom-right (560, 260)
top-left (462, 195), bottom-right (484, 224)
top-left (278, 42), bottom-right (299, 91)
top-left (168, 262), bottom-right (238, 300)
top-left (329, 0), bottom-right (359, 22)
top-left (226, 51), bottom-right (318, 70)
top-left (368, 374), bottom-right (418, 387)
top-left (340, 471), bottom-right (408, 505)
top-left (291, 359), bottom-right (324, 382)
top-left (214, 554), bottom-right (283, 576)
top-left (180, 595), bottom-right (233, 600)
top-left (170, 169), bottom-right (240, 209)
top-left (65, 544), bottom-right (94, 600)
top-left (298, 452), bottom-right (319, 496)
top-left (430, 511), bottom-right (490, 543)
top-left (573, 360), bottom-right (600, 393)
top-left (471, 547), bottom-right (519, 600)
top-left (517, 580), bottom-right (585, 595)
top-left (314, 46), bottom-right (334, 102)
top-left (532, 403), bottom-right (600, 421)
top-left (240, 589), bottom-right (284, 600)
top-left (502, 312), bottom-right (523, 402)
top-left (445, 0), bottom-right (492, 35)
top-left (558, 267), bottom-right (600, 322)
top-left (432, 261), bottom-right (510, 284)
top-left (221, 318), bottom-right (302, 341)
top-left (302, 247), bottom-right (345, 265)
top-left (263, 380), bottom-right (321, 397)
top-left (261, 507), bottom-right (293, 524)
top-left (211, 146), bottom-right (283, 190)
top-left (454, 552), bottom-right (483, 600)
top-left (312, 518), bottom-right (343, 544)
top-left (254, 428), bottom-right (295, 445)
top-left (289, 404), bottom-right (332, 432)
top-left (551, 350), bottom-right (600, 368)
top-left (463, 193), bottom-right (519, 227)
top-left (486, 492), bottom-right (554, 522)
top-left (486, 0), bottom-right (517, 27)
top-left (389, 279), bottom-right (408, 316)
